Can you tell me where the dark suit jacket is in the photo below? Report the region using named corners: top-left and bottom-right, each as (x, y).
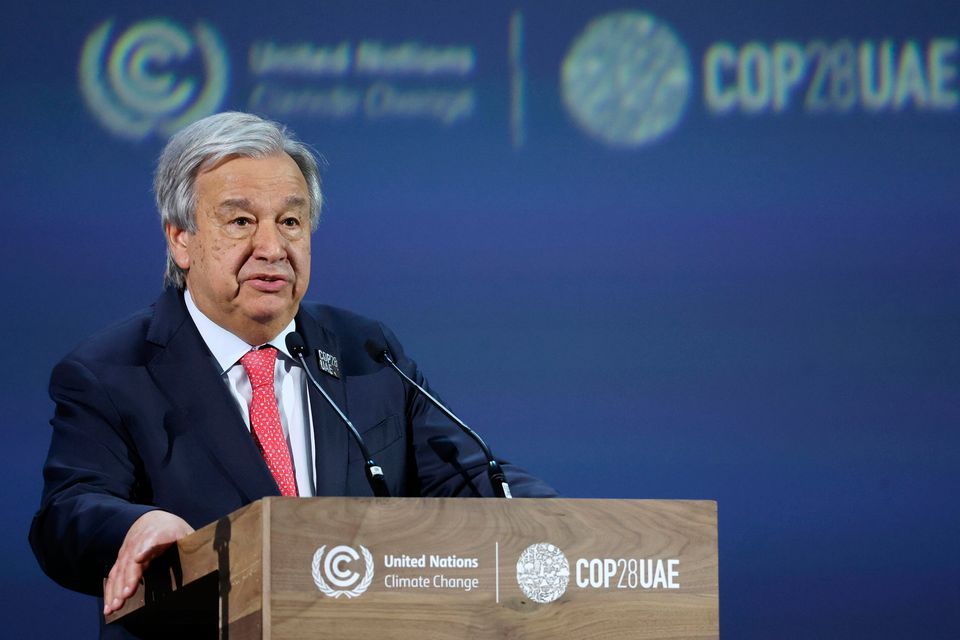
top-left (29, 288), bottom-right (555, 635)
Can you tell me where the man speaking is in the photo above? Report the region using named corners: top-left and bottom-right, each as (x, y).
top-left (29, 112), bottom-right (555, 637)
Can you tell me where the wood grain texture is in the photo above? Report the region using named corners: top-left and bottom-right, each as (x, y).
top-left (269, 498), bottom-right (717, 639)
top-left (110, 498), bottom-right (718, 639)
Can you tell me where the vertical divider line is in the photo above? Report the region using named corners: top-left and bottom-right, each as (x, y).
top-left (509, 10), bottom-right (526, 149)
top-left (495, 541), bottom-right (500, 603)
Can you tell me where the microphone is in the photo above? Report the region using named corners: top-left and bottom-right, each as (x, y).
top-left (286, 332), bottom-right (390, 498)
top-left (365, 340), bottom-right (512, 499)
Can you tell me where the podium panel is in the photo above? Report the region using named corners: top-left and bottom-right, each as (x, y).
top-left (110, 497), bottom-right (718, 639)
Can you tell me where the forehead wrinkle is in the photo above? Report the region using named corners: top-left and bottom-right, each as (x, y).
top-left (217, 194), bottom-right (305, 210)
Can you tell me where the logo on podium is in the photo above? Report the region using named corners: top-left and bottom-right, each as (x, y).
top-left (515, 543), bottom-right (570, 603)
top-left (311, 544), bottom-right (375, 598)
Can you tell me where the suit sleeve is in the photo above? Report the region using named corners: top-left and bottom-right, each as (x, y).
top-left (29, 357), bottom-right (157, 595)
top-left (377, 323), bottom-right (558, 498)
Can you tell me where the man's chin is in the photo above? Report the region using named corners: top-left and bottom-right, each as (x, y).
top-left (233, 283), bottom-right (304, 332)
top-left (248, 305), bottom-right (296, 325)
top-left (237, 295), bottom-right (298, 328)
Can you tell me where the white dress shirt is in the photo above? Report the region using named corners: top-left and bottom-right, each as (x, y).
top-left (184, 289), bottom-right (316, 496)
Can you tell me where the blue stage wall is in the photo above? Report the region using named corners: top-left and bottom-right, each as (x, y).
top-left (3, 2), bottom-right (958, 637)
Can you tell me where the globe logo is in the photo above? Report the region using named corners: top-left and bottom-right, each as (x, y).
top-left (516, 543), bottom-right (570, 604)
top-left (79, 18), bottom-right (229, 140)
top-left (561, 11), bottom-right (691, 147)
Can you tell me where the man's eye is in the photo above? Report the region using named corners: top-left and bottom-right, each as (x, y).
top-left (232, 218), bottom-right (252, 226)
top-left (281, 217), bottom-right (301, 227)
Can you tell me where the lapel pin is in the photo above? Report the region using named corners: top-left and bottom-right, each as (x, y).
top-left (316, 348), bottom-right (341, 379)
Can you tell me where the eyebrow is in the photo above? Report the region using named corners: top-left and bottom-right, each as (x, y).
top-left (217, 198), bottom-right (252, 212)
top-left (283, 195), bottom-right (308, 209)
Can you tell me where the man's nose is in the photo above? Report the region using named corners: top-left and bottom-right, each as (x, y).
top-left (251, 222), bottom-right (287, 261)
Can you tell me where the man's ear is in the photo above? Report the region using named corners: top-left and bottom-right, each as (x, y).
top-left (165, 223), bottom-right (192, 270)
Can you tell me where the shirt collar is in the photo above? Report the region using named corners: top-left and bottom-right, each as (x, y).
top-left (184, 288), bottom-right (298, 373)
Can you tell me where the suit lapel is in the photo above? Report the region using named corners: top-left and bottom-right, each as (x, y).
top-left (296, 307), bottom-right (350, 496)
top-left (145, 289), bottom-right (280, 501)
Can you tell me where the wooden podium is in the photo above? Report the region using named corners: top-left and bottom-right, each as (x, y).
top-left (109, 498), bottom-right (718, 639)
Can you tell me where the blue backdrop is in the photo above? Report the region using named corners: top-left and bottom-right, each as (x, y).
top-left (3, 1), bottom-right (958, 637)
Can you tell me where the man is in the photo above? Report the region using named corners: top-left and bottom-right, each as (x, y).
top-left (29, 111), bottom-right (555, 637)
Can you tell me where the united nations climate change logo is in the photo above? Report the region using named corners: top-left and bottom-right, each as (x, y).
top-left (312, 544), bottom-right (375, 599)
top-left (79, 18), bottom-right (229, 140)
top-left (516, 543), bottom-right (570, 604)
top-left (561, 11), bottom-right (691, 148)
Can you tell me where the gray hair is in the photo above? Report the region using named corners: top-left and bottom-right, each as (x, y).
top-left (154, 111), bottom-right (322, 289)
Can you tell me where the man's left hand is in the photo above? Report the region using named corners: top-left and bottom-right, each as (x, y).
top-left (102, 511), bottom-right (194, 616)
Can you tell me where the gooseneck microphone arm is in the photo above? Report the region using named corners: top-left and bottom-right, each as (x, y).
top-left (285, 333), bottom-right (390, 498)
top-left (365, 340), bottom-right (512, 499)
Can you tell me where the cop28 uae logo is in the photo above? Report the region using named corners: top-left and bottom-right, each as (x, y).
top-left (312, 544), bottom-right (375, 599)
top-left (79, 18), bottom-right (229, 140)
top-left (515, 543), bottom-right (570, 604)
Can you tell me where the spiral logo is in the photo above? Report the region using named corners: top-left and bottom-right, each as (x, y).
top-left (311, 544), bottom-right (375, 599)
top-left (79, 18), bottom-right (229, 140)
top-left (516, 543), bottom-right (570, 604)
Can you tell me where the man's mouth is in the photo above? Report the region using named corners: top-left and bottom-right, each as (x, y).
top-left (245, 274), bottom-right (289, 293)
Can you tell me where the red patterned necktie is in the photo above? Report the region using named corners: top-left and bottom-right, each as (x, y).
top-left (239, 346), bottom-right (299, 497)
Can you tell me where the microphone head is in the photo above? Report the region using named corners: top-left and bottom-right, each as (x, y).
top-left (285, 331), bottom-right (308, 358)
top-left (364, 339), bottom-right (389, 363)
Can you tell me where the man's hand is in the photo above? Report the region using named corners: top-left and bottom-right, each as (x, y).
top-left (102, 511), bottom-right (194, 616)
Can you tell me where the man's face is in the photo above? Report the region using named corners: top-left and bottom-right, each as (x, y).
top-left (166, 153), bottom-right (311, 344)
